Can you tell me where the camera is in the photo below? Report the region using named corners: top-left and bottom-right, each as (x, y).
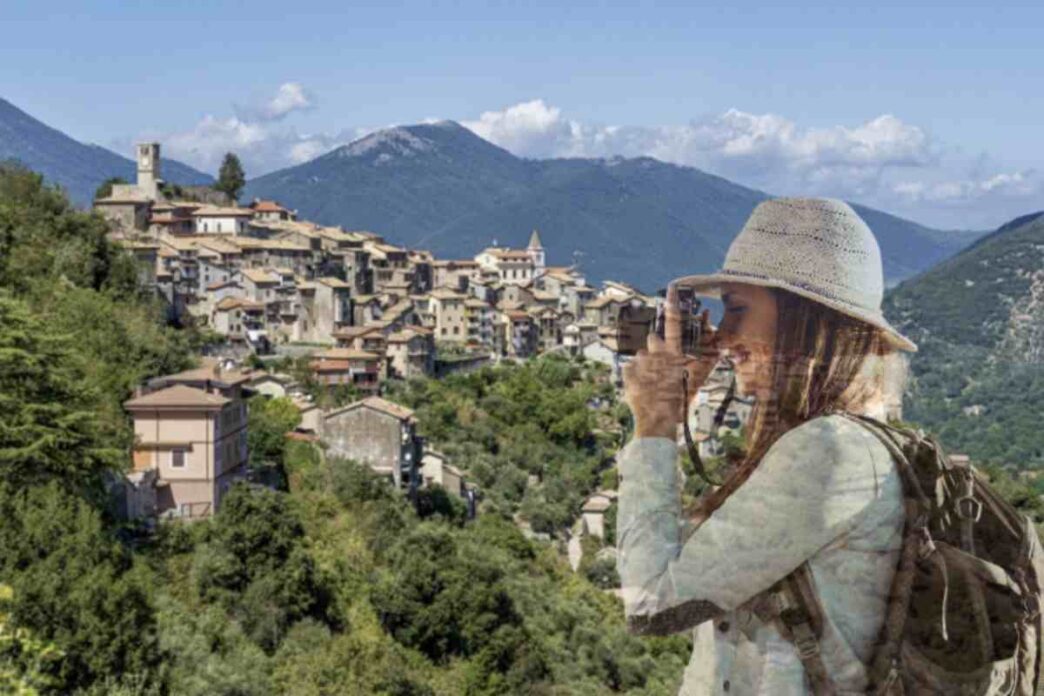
top-left (616, 285), bottom-right (703, 356)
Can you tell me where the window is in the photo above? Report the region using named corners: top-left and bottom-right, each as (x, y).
top-left (171, 448), bottom-right (186, 468)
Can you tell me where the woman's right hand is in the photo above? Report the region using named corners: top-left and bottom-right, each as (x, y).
top-left (622, 285), bottom-right (720, 440)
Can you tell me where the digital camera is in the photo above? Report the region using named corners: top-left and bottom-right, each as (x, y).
top-left (616, 285), bottom-right (703, 356)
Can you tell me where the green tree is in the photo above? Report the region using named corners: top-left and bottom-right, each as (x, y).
top-left (192, 484), bottom-right (336, 652)
top-left (0, 484), bottom-right (163, 692)
top-left (0, 584), bottom-right (64, 695)
top-left (215, 153), bottom-right (246, 201)
top-left (247, 396), bottom-right (301, 479)
top-left (0, 164), bottom-right (137, 297)
top-left (0, 294), bottom-right (121, 494)
top-left (93, 176), bottom-right (127, 201)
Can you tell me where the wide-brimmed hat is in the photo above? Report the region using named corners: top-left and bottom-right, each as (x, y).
top-left (673, 197), bottom-right (917, 352)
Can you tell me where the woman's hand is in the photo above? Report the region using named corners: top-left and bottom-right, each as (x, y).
top-left (622, 285), bottom-right (719, 439)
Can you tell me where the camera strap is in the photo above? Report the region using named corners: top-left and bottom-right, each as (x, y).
top-left (681, 370), bottom-right (736, 486)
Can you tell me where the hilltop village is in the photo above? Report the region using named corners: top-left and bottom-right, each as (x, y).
top-left (95, 144), bottom-right (748, 523)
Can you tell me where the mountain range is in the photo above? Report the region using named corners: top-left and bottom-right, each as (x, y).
top-left (883, 211), bottom-right (1044, 468)
top-left (244, 120), bottom-right (984, 290)
top-left (0, 97), bottom-right (212, 206)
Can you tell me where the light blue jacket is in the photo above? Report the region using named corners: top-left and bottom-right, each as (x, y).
top-left (616, 414), bottom-right (904, 694)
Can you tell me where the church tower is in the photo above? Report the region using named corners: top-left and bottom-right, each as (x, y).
top-left (527, 229), bottom-right (545, 274)
top-left (136, 143), bottom-right (161, 199)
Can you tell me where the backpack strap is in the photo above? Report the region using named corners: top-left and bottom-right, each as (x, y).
top-left (835, 412), bottom-right (939, 694)
top-left (751, 563), bottom-right (837, 696)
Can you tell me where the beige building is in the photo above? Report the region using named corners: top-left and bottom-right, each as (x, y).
top-left (428, 287), bottom-right (468, 342)
top-left (124, 365), bottom-right (251, 520)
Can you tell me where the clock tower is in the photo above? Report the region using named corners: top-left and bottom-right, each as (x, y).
top-left (136, 143), bottom-right (161, 199)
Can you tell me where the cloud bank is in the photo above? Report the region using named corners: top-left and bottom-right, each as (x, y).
top-left (141, 87), bottom-right (1040, 229)
top-left (461, 99), bottom-right (1039, 229)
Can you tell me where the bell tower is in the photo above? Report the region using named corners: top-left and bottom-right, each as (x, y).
top-left (136, 142), bottom-right (161, 199)
top-left (527, 228), bottom-right (545, 274)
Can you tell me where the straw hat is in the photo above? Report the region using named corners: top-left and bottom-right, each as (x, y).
top-left (673, 197), bottom-right (917, 352)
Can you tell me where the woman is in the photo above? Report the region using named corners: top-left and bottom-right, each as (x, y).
top-left (617, 198), bottom-right (916, 695)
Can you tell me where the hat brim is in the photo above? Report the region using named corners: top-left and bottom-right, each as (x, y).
top-left (671, 272), bottom-right (918, 353)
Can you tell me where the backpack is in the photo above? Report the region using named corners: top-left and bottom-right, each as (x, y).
top-left (755, 412), bottom-right (1044, 695)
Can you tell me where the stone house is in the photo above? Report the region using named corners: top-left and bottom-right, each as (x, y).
top-left (250, 199), bottom-right (295, 222)
top-left (464, 297), bottom-right (496, 347)
top-left (148, 201), bottom-right (198, 236)
top-left (322, 396), bottom-right (422, 490)
top-left (581, 490), bottom-right (617, 539)
top-left (210, 296), bottom-right (266, 341)
top-left (432, 259), bottom-right (479, 292)
top-left (95, 191), bottom-right (151, 231)
top-left (583, 294), bottom-right (633, 328)
top-left (310, 348), bottom-right (381, 394)
top-left (530, 306), bottom-right (564, 352)
top-left (501, 310), bottom-right (537, 358)
top-left (298, 276), bottom-right (351, 342)
top-left (386, 326), bottom-right (435, 379)
top-left (420, 450), bottom-right (465, 497)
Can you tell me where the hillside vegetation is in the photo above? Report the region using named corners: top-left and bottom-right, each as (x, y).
top-left (884, 212), bottom-right (1044, 469)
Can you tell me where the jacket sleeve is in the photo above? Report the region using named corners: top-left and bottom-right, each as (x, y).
top-left (615, 415), bottom-right (888, 636)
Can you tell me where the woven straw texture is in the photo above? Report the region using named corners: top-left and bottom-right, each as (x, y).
top-left (675, 198), bottom-right (917, 352)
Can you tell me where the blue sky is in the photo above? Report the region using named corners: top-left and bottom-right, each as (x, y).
top-left (3, 0), bottom-right (1042, 229)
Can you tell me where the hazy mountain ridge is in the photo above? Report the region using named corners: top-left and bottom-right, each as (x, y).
top-left (0, 97), bottom-right (212, 206)
top-left (244, 121), bottom-right (983, 290)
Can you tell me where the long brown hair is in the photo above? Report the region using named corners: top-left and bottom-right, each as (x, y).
top-left (695, 287), bottom-right (905, 518)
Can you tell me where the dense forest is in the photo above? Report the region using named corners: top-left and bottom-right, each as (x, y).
top-left (883, 212), bottom-right (1044, 473)
top-left (2, 164), bottom-right (1043, 694)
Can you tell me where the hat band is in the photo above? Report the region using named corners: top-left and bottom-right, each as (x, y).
top-left (717, 268), bottom-right (880, 316)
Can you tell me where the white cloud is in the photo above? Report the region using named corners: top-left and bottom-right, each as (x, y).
top-left (141, 83), bottom-right (353, 176)
top-left (463, 100), bottom-right (576, 158)
top-left (893, 170), bottom-right (1038, 203)
top-left (462, 102), bottom-right (934, 197)
top-left (263, 82), bottom-right (313, 120)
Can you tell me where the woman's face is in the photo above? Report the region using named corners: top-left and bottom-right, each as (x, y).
top-left (716, 282), bottom-right (778, 399)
